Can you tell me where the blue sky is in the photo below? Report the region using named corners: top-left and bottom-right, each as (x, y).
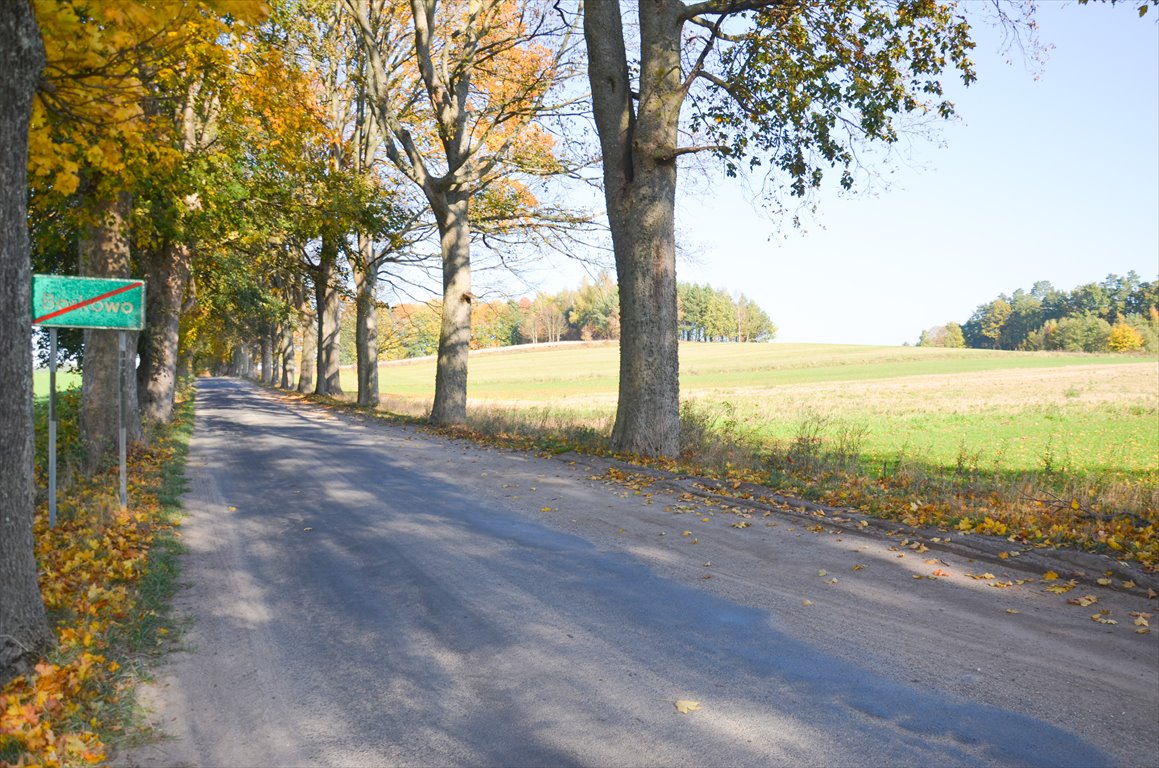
top-left (528, 1), bottom-right (1159, 346)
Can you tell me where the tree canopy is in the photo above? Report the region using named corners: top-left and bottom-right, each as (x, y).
top-left (921, 272), bottom-right (1159, 352)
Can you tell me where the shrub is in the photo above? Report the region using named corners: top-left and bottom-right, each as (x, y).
top-left (1108, 321), bottom-right (1145, 352)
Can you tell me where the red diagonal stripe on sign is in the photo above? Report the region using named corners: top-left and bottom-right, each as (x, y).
top-left (34, 282), bottom-right (142, 325)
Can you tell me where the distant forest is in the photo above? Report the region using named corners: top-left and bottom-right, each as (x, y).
top-left (918, 272), bottom-right (1159, 353)
top-left (342, 272), bottom-right (776, 362)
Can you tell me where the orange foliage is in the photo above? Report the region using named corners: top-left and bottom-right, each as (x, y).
top-left (29, 0), bottom-right (269, 199)
top-left (0, 426), bottom-right (186, 765)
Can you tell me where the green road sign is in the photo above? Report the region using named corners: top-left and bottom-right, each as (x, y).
top-left (32, 274), bottom-right (146, 330)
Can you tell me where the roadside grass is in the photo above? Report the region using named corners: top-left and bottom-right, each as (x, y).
top-left (337, 342), bottom-right (1158, 569)
top-left (0, 386), bottom-right (194, 765)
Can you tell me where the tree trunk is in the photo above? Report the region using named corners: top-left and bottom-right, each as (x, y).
top-left (279, 319), bottom-right (296, 389)
top-left (353, 232), bottom-right (379, 407)
top-left (296, 292), bottom-right (316, 393)
top-left (585, 1), bottom-right (682, 457)
top-left (0, 1), bottom-right (54, 685)
top-left (429, 192), bottom-right (471, 426)
top-left (137, 240), bottom-right (191, 425)
top-left (260, 330), bottom-right (273, 385)
top-left (314, 236), bottom-right (344, 396)
top-left (80, 190), bottom-right (144, 469)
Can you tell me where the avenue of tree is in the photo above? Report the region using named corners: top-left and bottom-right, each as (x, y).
top-left (3, 0), bottom-right (1152, 684)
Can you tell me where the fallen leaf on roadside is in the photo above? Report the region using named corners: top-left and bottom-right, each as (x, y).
top-left (1006, 608), bottom-right (1021, 614)
top-left (227, 506), bottom-right (237, 512)
top-left (999, 551), bottom-right (1010, 560)
top-left (1121, 580), bottom-right (1136, 589)
top-left (818, 569), bottom-right (828, 577)
top-left (1091, 612), bottom-right (1118, 625)
top-left (732, 521), bottom-right (750, 529)
top-left (825, 577), bottom-right (839, 584)
top-left (1133, 615), bottom-right (1149, 627)
top-left (912, 574), bottom-right (924, 580)
top-left (802, 600), bottom-right (814, 606)
top-left (932, 569), bottom-right (950, 577)
top-left (1067, 595), bottom-right (1098, 607)
top-left (674, 700), bottom-right (701, 714)
top-left (1097, 577), bottom-right (1113, 586)
top-left (851, 564), bottom-right (865, 571)
top-left (1149, 587), bottom-right (1157, 599)
top-left (1045, 580), bottom-right (1078, 594)
top-left (1043, 571), bottom-right (1060, 582)
top-left (967, 573), bottom-right (996, 580)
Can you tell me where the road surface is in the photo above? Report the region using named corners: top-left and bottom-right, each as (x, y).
top-left (118, 378), bottom-right (1158, 767)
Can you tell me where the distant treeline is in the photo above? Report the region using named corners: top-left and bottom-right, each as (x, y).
top-left (919, 272), bottom-right (1159, 353)
top-left (341, 272), bottom-right (776, 362)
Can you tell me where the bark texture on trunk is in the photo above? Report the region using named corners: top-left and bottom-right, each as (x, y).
top-left (314, 236), bottom-right (344, 396)
top-left (429, 192), bottom-right (471, 426)
top-left (296, 297), bottom-right (316, 394)
top-left (137, 240), bottom-right (190, 425)
top-left (260, 332), bottom-right (274, 385)
top-left (353, 232), bottom-right (379, 407)
top-left (279, 320), bottom-right (296, 389)
top-left (0, 0), bottom-right (54, 685)
top-left (80, 190), bottom-right (143, 469)
top-left (585, 0), bottom-right (683, 457)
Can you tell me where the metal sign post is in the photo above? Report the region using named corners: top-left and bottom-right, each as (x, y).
top-left (32, 275), bottom-right (145, 524)
top-left (48, 327), bottom-right (57, 528)
top-left (119, 331), bottom-right (128, 511)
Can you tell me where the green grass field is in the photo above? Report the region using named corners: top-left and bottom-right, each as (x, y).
top-left (33, 369), bottom-right (82, 398)
top-left (349, 342), bottom-right (1158, 481)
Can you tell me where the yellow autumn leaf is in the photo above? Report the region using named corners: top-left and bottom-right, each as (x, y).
top-left (851, 564), bottom-right (865, 571)
top-left (1067, 595), bottom-right (1098, 607)
top-left (1006, 608), bottom-right (1020, 614)
top-left (1121, 580), bottom-right (1136, 589)
top-left (818, 569), bottom-right (828, 577)
top-left (1043, 571), bottom-right (1060, 582)
top-left (674, 700), bottom-right (701, 714)
top-left (1096, 578), bottom-right (1113, 586)
top-left (802, 599), bottom-right (814, 606)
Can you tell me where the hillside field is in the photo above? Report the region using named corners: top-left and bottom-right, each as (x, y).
top-left (351, 342), bottom-right (1158, 481)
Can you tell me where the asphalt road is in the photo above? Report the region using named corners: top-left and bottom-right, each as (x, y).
top-left (118, 378), bottom-right (1158, 767)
